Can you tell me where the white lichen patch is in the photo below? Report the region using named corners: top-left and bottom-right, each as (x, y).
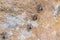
top-left (7, 31), bottom-right (13, 37)
top-left (15, 12), bottom-right (27, 25)
top-left (31, 21), bottom-right (39, 27)
top-left (0, 23), bottom-right (9, 29)
top-left (0, 12), bottom-right (27, 29)
top-left (6, 14), bottom-right (17, 28)
top-left (6, 12), bottom-right (27, 28)
top-left (53, 3), bottom-right (60, 22)
top-left (18, 29), bottom-right (32, 40)
top-left (0, 11), bottom-right (39, 30)
top-left (27, 20), bottom-right (39, 28)
top-left (16, 27), bottom-right (20, 32)
top-left (53, 3), bottom-right (60, 18)
top-left (37, 38), bottom-right (41, 40)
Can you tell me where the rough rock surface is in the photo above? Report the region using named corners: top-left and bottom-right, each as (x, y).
top-left (0, 0), bottom-right (60, 40)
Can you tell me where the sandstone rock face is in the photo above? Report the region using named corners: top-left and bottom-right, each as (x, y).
top-left (0, 0), bottom-right (60, 40)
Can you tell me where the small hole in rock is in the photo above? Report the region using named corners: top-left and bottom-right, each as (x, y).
top-left (0, 32), bottom-right (8, 40)
top-left (37, 4), bottom-right (43, 12)
top-left (27, 24), bottom-right (32, 31)
top-left (32, 14), bottom-right (38, 21)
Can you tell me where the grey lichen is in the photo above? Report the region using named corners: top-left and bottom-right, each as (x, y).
top-left (18, 28), bottom-right (32, 40)
top-left (0, 12), bottom-right (27, 30)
